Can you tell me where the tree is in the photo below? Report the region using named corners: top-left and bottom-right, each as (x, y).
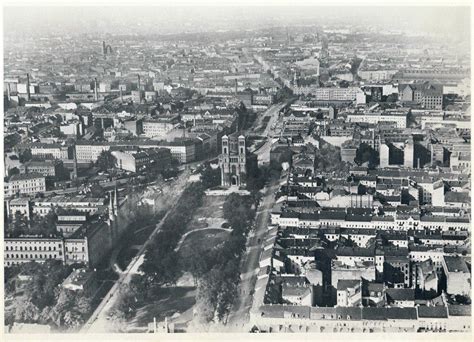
top-left (355, 143), bottom-right (379, 168)
top-left (275, 86), bottom-right (293, 102)
top-left (129, 274), bottom-right (149, 303)
top-left (62, 310), bottom-right (84, 330)
top-left (200, 164), bottom-right (221, 189)
top-left (8, 212), bottom-right (28, 237)
top-left (75, 295), bottom-right (92, 316)
top-left (14, 298), bottom-right (40, 323)
top-left (386, 93), bottom-right (398, 103)
top-left (19, 149), bottom-right (32, 163)
top-left (116, 284), bottom-right (138, 318)
top-left (89, 183), bottom-right (106, 198)
top-left (96, 150), bottom-right (116, 171)
top-left (8, 167), bottom-right (20, 177)
top-left (314, 142), bottom-right (346, 173)
top-left (223, 194), bottom-right (255, 231)
top-left (28, 211), bottom-right (58, 237)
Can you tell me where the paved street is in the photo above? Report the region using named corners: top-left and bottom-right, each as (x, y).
top-left (249, 101), bottom-right (288, 164)
top-left (224, 100), bottom-right (285, 330)
top-left (225, 180), bottom-right (279, 331)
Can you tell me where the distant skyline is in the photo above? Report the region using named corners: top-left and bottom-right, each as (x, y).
top-left (4, 6), bottom-right (470, 40)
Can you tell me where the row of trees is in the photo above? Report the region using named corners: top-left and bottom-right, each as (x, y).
top-left (108, 182), bottom-right (207, 321)
top-left (139, 182), bottom-right (205, 284)
top-left (192, 193), bottom-right (257, 323)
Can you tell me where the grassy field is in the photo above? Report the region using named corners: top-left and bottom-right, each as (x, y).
top-left (184, 195), bottom-right (227, 234)
top-left (193, 196), bottom-right (225, 220)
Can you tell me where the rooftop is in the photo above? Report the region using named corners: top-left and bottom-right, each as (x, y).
top-left (9, 173), bottom-right (45, 182)
top-left (337, 279), bottom-right (361, 290)
top-left (443, 255), bottom-right (470, 273)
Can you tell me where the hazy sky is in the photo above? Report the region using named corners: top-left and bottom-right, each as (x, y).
top-left (4, 6), bottom-right (470, 38)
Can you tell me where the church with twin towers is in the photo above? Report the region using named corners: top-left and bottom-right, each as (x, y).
top-left (218, 133), bottom-right (247, 188)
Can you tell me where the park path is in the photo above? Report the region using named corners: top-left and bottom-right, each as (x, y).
top-left (81, 169), bottom-right (191, 333)
top-left (174, 226), bottom-right (232, 252)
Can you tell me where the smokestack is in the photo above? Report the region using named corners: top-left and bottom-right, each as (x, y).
top-left (235, 79), bottom-right (238, 94)
top-left (114, 186), bottom-right (118, 214)
top-left (72, 145), bottom-right (78, 180)
top-left (137, 75), bottom-right (142, 102)
top-left (26, 73), bottom-right (31, 101)
top-left (94, 78), bottom-right (98, 101)
top-left (6, 83), bottom-right (11, 101)
top-left (120, 87), bottom-right (123, 103)
top-left (103, 41), bottom-right (106, 55)
top-left (108, 190), bottom-right (115, 220)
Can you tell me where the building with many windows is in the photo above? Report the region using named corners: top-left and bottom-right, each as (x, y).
top-left (19, 159), bottom-right (64, 178)
top-left (142, 117), bottom-right (180, 138)
top-left (4, 219), bottom-right (111, 268)
top-left (24, 143), bottom-right (71, 160)
top-left (111, 148), bottom-right (171, 173)
top-left (4, 173), bottom-right (46, 198)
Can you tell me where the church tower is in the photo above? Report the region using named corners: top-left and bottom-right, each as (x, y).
top-left (218, 133), bottom-right (247, 187)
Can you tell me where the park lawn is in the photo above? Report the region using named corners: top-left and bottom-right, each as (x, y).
top-left (193, 195), bottom-right (225, 220)
top-left (184, 195), bottom-right (228, 234)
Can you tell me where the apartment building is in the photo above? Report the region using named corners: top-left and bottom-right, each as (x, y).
top-left (4, 173), bottom-right (46, 198)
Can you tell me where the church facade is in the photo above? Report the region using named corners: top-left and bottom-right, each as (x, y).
top-left (218, 133), bottom-right (247, 187)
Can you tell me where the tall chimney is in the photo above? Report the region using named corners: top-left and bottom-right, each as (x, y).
top-left (114, 186), bottom-right (118, 214)
top-left (94, 78), bottom-right (98, 101)
top-left (120, 87), bottom-right (123, 103)
top-left (137, 74), bottom-right (142, 102)
top-left (235, 79), bottom-right (238, 94)
top-left (103, 41), bottom-right (107, 56)
top-left (6, 83), bottom-right (11, 101)
top-left (26, 73), bottom-right (31, 101)
top-left (108, 190), bottom-right (115, 220)
top-left (72, 145), bottom-right (78, 180)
